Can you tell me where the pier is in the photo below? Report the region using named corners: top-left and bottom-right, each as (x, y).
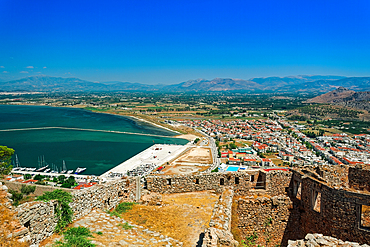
top-left (100, 143), bottom-right (190, 179)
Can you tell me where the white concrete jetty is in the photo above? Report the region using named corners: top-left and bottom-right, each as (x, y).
top-left (100, 144), bottom-right (189, 179)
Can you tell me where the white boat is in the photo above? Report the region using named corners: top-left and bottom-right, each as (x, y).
top-left (61, 160), bottom-right (68, 173)
top-left (36, 156), bottom-right (49, 172)
top-left (74, 167), bottom-right (86, 174)
top-left (67, 170), bottom-right (74, 174)
top-left (44, 168), bottom-right (51, 173)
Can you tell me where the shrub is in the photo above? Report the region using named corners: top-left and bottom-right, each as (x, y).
top-left (34, 174), bottom-right (45, 181)
top-left (37, 189), bottom-right (73, 233)
top-left (9, 189), bottom-right (23, 206)
top-left (54, 226), bottom-right (95, 247)
top-left (20, 184), bottom-right (36, 195)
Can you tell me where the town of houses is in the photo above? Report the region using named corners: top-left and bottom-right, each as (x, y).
top-left (180, 118), bottom-right (370, 169)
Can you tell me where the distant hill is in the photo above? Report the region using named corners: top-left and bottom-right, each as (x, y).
top-left (0, 75), bottom-right (154, 92)
top-left (307, 87), bottom-right (370, 111)
top-left (163, 78), bottom-right (260, 92)
top-left (306, 87), bottom-right (356, 103)
top-left (1, 75), bottom-right (370, 93)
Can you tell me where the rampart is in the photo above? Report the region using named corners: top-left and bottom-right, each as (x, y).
top-left (146, 170), bottom-right (292, 197)
top-left (14, 176), bottom-right (140, 245)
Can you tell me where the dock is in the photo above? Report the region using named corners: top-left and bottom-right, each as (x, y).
top-left (100, 144), bottom-right (190, 179)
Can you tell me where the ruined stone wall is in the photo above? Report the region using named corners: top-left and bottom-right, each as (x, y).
top-left (266, 170), bottom-right (292, 196)
top-left (233, 195), bottom-right (294, 247)
top-left (146, 170), bottom-right (291, 197)
top-left (14, 176), bottom-right (139, 245)
top-left (202, 188), bottom-right (238, 247)
top-left (292, 170), bottom-right (370, 245)
top-left (348, 165), bottom-right (370, 192)
top-left (15, 201), bottom-right (57, 244)
top-left (71, 177), bottom-right (138, 219)
top-left (314, 164), bottom-right (349, 187)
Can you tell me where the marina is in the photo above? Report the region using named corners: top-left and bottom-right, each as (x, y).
top-left (10, 144), bottom-right (192, 182)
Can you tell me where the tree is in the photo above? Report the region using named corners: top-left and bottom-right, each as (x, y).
top-left (34, 174), bottom-right (45, 181)
top-left (0, 146), bottom-right (15, 177)
top-left (24, 174), bottom-right (32, 180)
top-left (58, 175), bottom-right (66, 184)
top-left (61, 176), bottom-right (76, 188)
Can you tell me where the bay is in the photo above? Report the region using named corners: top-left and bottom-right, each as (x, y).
top-left (0, 105), bottom-right (187, 175)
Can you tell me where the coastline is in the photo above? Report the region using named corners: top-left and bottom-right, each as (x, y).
top-left (2, 103), bottom-right (191, 141)
top-left (124, 115), bottom-right (181, 135)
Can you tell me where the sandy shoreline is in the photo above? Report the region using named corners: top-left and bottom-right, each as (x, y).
top-left (124, 115), bottom-right (181, 135)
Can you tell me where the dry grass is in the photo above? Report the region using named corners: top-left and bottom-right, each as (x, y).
top-left (0, 191), bottom-right (29, 247)
top-left (122, 191), bottom-right (219, 247)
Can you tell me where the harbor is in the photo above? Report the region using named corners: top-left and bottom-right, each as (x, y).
top-left (10, 143), bottom-right (193, 183)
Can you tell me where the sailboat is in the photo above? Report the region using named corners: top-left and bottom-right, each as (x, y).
top-left (36, 155), bottom-right (49, 172)
top-left (12, 155), bottom-right (20, 171)
top-left (61, 160), bottom-right (67, 173)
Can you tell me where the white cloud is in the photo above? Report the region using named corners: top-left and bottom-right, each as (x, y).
top-left (2, 71), bottom-right (8, 73)
top-left (26, 66), bottom-right (34, 69)
top-left (43, 66), bottom-right (47, 69)
top-left (0, 66), bottom-right (4, 68)
top-left (20, 71), bottom-right (29, 73)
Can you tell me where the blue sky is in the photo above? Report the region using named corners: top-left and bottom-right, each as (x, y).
top-left (0, 0), bottom-right (369, 84)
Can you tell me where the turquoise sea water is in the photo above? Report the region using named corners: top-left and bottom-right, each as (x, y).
top-left (0, 105), bottom-right (187, 175)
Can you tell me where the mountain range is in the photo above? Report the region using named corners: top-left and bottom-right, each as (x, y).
top-left (1, 75), bottom-right (370, 93)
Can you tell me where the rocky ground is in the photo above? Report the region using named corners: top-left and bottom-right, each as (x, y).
top-left (41, 191), bottom-right (218, 247)
top-left (41, 209), bottom-right (182, 247)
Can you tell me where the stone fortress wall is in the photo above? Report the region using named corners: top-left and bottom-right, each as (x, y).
top-left (290, 168), bottom-right (370, 245)
top-left (9, 165), bottom-right (370, 246)
top-left (13, 176), bottom-right (140, 245)
top-left (146, 170), bottom-right (291, 197)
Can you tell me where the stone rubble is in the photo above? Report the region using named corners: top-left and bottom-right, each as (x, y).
top-left (288, 233), bottom-right (370, 247)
